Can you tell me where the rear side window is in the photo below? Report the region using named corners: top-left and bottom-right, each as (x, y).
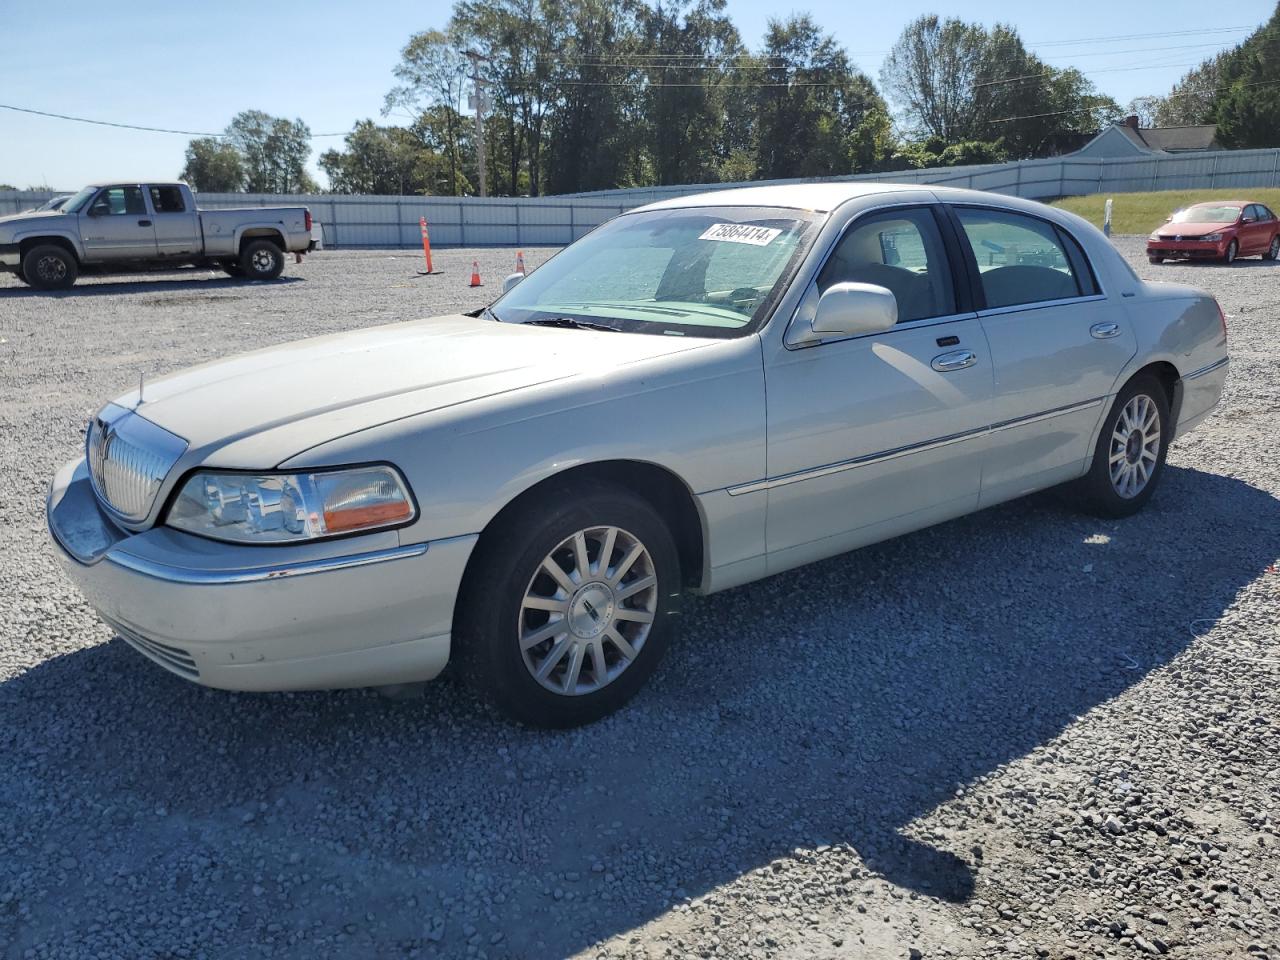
top-left (954, 208), bottom-right (1095, 309)
top-left (817, 208), bottom-right (956, 323)
top-left (149, 186), bottom-right (186, 213)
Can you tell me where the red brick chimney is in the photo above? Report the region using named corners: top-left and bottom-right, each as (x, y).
top-left (1124, 114), bottom-right (1140, 130)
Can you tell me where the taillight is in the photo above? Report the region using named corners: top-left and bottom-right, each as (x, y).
top-left (1215, 299), bottom-right (1228, 341)
top-left (304, 210), bottom-right (312, 232)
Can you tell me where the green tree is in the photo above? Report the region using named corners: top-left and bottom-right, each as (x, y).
top-left (385, 29), bottom-right (471, 196)
top-left (1213, 3), bottom-right (1280, 148)
top-left (225, 110), bottom-right (314, 194)
top-left (450, 0), bottom-right (558, 196)
top-left (752, 15), bottom-right (891, 179)
top-left (319, 121), bottom-right (431, 194)
top-left (1154, 53), bottom-right (1229, 126)
top-left (639, 0), bottom-right (745, 185)
top-left (881, 17), bottom-right (1118, 159)
top-left (179, 137), bottom-right (245, 192)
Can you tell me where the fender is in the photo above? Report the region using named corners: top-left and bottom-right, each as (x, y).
top-left (10, 226), bottom-right (85, 261)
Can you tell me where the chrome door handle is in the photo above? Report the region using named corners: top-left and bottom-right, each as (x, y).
top-left (931, 349), bottom-right (977, 372)
top-left (1090, 322), bottom-right (1121, 339)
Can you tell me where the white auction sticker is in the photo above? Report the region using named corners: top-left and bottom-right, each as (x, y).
top-left (698, 223), bottom-right (782, 246)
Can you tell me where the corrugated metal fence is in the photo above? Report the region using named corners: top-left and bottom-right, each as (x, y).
top-left (5, 147), bottom-right (1279, 247)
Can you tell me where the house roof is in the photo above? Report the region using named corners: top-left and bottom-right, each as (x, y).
top-left (1113, 124), bottom-right (1220, 153)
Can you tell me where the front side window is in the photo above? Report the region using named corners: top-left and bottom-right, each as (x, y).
top-left (954, 208), bottom-right (1087, 309)
top-left (149, 186), bottom-right (186, 213)
top-left (90, 186), bottom-right (146, 217)
top-left (816, 208), bottom-right (956, 323)
top-left (492, 206), bottom-right (818, 337)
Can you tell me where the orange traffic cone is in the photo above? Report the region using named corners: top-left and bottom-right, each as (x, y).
top-left (515, 250), bottom-right (526, 275)
top-left (469, 260), bottom-right (482, 287)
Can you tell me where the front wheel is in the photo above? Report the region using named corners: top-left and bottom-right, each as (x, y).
top-left (21, 244), bottom-right (78, 290)
top-left (1224, 239), bottom-right (1238, 264)
top-left (1073, 375), bottom-right (1171, 518)
top-left (1264, 235), bottom-right (1279, 261)
top-left (239, 239), bottom-right (284, 280)
top-left (454, 483), bottom-right (682, 727)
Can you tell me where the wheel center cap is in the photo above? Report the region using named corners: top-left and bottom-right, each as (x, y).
top-left (568, 581), bottom-right (615, 638)
top-left (1125, 429), bottom-right (1143, 463)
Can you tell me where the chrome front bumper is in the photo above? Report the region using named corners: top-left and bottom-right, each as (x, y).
top-left (0, 245), bottom-right (19, 272)
top-left (47, 457), bottom-right (476, 691)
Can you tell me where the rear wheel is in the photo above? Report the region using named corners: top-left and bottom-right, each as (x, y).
top-left (454, 482), bottom-right (682, 727)
top-left (239, 239), bottom-right (284, 280)
top-left (1264, 235), bottom-right (1279, 261)
top-left (21, 244), bottom-right (78, 290)
top-left (1224, 239), bottom-right (1238, 264)
top-left (1073, 375), bottom-right (1171, 518)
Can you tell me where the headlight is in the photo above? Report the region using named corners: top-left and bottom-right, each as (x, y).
top-left (1201, 233), bottom-right (1223, 242)
top-left (1148, 232), bottom-right (1161, 241)
top-left (166, 465), bottom-right (415, 543)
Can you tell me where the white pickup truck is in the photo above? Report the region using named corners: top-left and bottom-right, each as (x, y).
top-left (0, 181), bottom-right (312, 290)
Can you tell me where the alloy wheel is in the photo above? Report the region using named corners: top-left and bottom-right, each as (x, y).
top-left (1108, 394), bottom-right (1161, 498)
top-left (518, 525), bottom-right (658, 696)
top-left (36, 255), bottom-right (66, 282)
top-left (251, 248), bottom-right (276, 272)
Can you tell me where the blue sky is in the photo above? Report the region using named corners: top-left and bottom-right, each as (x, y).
top-left (0, 0), bottom-right (1273, 190)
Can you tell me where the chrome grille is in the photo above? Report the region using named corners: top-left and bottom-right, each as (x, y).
top-left (87, 404), bottom-right (187, 523)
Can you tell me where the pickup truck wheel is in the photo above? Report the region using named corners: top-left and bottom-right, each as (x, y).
top-left (22, 245), bottom-right (78, 290)
top-left (240, 240), bottom-right (284, 280)
top-left (1073, 374), bottom-right (1170, 519)
top-left (454, 482), bottom-right (682, 728)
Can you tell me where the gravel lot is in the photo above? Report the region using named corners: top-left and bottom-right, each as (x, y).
top-left (1, 240), bottom-right (1277, 960)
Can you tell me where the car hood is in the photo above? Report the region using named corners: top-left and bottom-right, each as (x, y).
top-left (113, 314), bottom-right (720, 465)
top-left (1154, 220), bottom-right (1235, 237)
top-left (0, 209), bottom-right (69, 237)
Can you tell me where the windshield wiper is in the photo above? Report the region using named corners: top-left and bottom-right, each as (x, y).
top-left (523, 317), bottom-right (621, 333)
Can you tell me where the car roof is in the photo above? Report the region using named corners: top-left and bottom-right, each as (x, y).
top-left (635, 181), bottom-right (1069, 215)
top-left (81, 181), bottom-right (186, 189)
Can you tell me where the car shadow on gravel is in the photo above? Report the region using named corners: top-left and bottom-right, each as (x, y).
top-left (0, 276), bottom-right (303, 298)
top-left (4, 466), bottom-right (1277, 958)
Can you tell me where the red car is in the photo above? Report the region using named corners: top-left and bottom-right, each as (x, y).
top-left (1146, 200), bottom-right (1280, 264)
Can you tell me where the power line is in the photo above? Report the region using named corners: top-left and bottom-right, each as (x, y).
top-left (986, 76), bottom-right (1280, 124)
top-left (0, 102), bottom-right (348, 138)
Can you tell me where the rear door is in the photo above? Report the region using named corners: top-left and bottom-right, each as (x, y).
top-left (948, 205), bottom-right (1137, 507)
top-left (147, 185), bottom-right (200, 258)
top-left (761, 204), bottom-right (993, 570)
top-left (78, 185), bottom-right (157, 260)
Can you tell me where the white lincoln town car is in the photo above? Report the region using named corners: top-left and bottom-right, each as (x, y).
top-left (48, 183), bottom-right (1229, 727)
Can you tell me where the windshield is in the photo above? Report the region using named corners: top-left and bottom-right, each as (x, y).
top-left (492, 205), bottom-right (819, 337)
top-left (1172, 203), bottom-right (1242, 224)
top-left (61, 186), bottom-right (99, 214)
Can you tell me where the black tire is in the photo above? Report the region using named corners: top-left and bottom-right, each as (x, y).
top-left (218, 259), bottom-right (244, 277)
top-left (1073, 374), bottom-right (1171, 519)
top-left (21, 244), bottom-right (78, 290)
top-left (454, 481), bottom-right (683, 728)
top-left (1147, 255), bottom-right (1163, 264)
top-left (239, 239), bottom-right (284, 280)
top-left (1223, 239), bottom-right (1238, 265)
top-left (1264, 235), bottom-right (1279, 261)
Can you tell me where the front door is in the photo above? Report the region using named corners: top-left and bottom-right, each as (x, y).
top-left (762, 206), bottom-right (993, 574)
top-left (78, 185), bottom-right (157, 260)
top-left (947, 205), bottom-right (1138, 506)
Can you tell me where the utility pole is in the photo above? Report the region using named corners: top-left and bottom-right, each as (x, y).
top-left (466, 49), bottom-right (489, 198)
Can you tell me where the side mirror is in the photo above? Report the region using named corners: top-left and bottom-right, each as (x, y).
top-left (811, 282), bottom-right (898, 337)
top-left (502, 272), bottom-right (525, 294)
top-left (1242, 216), bottom-right (1256, 224)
